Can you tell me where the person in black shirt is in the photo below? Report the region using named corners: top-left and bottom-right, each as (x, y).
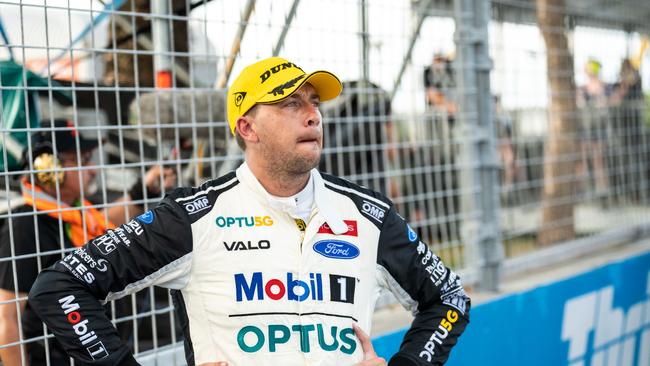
top-left (0, 119), bottom-right (175, 365)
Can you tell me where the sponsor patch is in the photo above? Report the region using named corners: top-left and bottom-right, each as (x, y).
top-left (407, 224), bottom-right (418, 242)
top-left (234, 272), bottom-right (357, 304)
top-left (419, 310), bottom-right (459, 362)
top-left (318, 220), bottom-right (358, 236)
top-left (329, 274), bottom-right (356, 304)
top-left (123, 219), bottom-right (144, 236)
top-left (92, 234), bottom-right (117, 255)
top-left (313, 240), bottom-right (360, 260)
top-left (72, 248), bottom-right (108, 272)
top-left (137, 210), bottom-right (154, 224)
top-left (361, 200), bottom-right (385, 223)
top-left (224, 240), bottom-right (271, 251)
top-left (59, 295), bottom-right (108, 359)
top-left (233, 91), bottom-right (247, 109)
top-left (183, 196), bottom-right (212, 215)
top-left (86, 341), bottom-right (109, 360)
top-left (216, 216), bottom-right (273, 228)
top-left (259, 61), bottom-right (303, 84)
top-left (237, 323), bottom-right (355, 354)
top-left (61, 251), bottom-right (108, 284)
top-left (294, 219), bottom-right (306, 232)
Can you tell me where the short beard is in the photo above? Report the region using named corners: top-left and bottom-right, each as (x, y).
top-left (260, 143), bottom-right (320, 181)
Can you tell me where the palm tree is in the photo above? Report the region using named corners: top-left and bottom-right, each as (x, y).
top-left (536, 0), bottom-right (578, 245)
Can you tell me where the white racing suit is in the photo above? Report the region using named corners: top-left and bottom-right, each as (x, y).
top-left (29, 163), bottom-right (470, 365)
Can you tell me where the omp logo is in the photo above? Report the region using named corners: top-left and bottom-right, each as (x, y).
top-left (237, 323), bottom-right (356, 354)
top-left (318, 220), bottom-right (358, 236)
top-left (561, 271), bottom-right (650, 366)
top-left (59, 295), bottom-right (108, 360)
top-left (183, 196), bottom-right (211, 214)
top-left (235, 272), bottom-right (356, 304)
top-left (419, 310), bottom-right (459, 362)
top-left (313, 240), bottom-right (360, 260)
top-left (216, 216), bottom-right (273, 228)
top-left (361, 200), bottom-right (385, 222)
top-left (259, 61), bottom-right (303, 83)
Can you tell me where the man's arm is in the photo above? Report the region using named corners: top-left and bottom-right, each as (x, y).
top-left (0, 288), bottom-right (27, 366)
top-left (29, 195), bottom-right (193, 365)
top-left (107, 166), bottom-right (177, 226)
top-left (376, 206), bottom-right (471, 366)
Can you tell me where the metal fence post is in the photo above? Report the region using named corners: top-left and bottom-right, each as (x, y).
top-left (151, 0), bottom-right (172, 88)
top-left (455, 0), bottom-right (503, 292)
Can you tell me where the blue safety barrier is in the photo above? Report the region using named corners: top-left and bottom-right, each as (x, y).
top-left (372, 249), bottom-right (650, 366)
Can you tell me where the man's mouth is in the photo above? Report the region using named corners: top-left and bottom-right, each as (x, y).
top-left (297, 136), bottom-right (319, 144)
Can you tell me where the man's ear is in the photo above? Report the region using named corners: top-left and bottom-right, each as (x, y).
top-left (235, 115), bottom-right (259, 143)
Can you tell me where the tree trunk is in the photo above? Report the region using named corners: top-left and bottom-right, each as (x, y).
top-left (103, 0), bottom-right (189, 87)
top-left (536, 0), bottom-right (578, 245)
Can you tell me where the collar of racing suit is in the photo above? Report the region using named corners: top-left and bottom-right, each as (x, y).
top-left (236, 162), bottom-right (349, 234)
top-left (267, 173), bottom-right (314, 222)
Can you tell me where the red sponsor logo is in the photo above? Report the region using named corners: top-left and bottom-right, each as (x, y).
top-left (318, 220), bottom-right (358, 236)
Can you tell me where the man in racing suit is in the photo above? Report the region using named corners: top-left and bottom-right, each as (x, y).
top-left (29, 57), bottom-right (470, 365)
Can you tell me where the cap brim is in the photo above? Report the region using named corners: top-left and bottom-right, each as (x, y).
top-left (304, 71), bottom-right (342, 102)
top-left (258, 70), bottom-right (342, 104)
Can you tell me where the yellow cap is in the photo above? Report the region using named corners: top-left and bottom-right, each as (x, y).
top-left (227, 57), bottom-right (342, 134)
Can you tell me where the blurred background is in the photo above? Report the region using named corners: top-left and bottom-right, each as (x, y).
top-left (0, 0), bottom-right (649, 365)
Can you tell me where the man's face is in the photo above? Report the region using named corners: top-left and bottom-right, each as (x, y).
top-left (59, 150), bottom-right (96, 200)
top-left (250, 83), bottom-right (323, 175)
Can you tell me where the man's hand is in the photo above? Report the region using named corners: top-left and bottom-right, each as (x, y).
top-left (110, 165), bottom-right (177, 225)
top-left (352, 323), bottom-right (387, 366)
top-left (0, 289), bottom-right (27, 366)
top-left (143, 165), bottom-right (177, 195)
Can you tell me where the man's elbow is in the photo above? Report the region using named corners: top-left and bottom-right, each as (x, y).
top-left (0, 305), bottom-right (20, 347)
top-left (27, 269), bottom-right (68, 319)
top-left (0, 310), bottom-right (19, 334)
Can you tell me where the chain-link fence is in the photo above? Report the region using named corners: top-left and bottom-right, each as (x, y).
top-left (0, 0), bottom-right (649, 364)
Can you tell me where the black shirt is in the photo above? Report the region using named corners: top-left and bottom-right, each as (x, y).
top-left (0, 204), bottom-right (73, 364)
top-left (1, 204), bottom-right (179, 365)
top-left (0, 204), bottom-right (72, 293)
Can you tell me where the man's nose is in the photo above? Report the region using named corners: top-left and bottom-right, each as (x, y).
top-left (305, 104), bottom-right (321, 127)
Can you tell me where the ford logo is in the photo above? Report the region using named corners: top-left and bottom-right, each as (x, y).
top-left (313, 240), bottom-right (360, 260)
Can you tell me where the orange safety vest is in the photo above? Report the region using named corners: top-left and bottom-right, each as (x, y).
top-left (21, 179), bottom-right (116, 247)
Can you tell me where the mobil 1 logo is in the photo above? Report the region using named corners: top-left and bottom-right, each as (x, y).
top-left (235, 272), bottom-right (357, 304)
